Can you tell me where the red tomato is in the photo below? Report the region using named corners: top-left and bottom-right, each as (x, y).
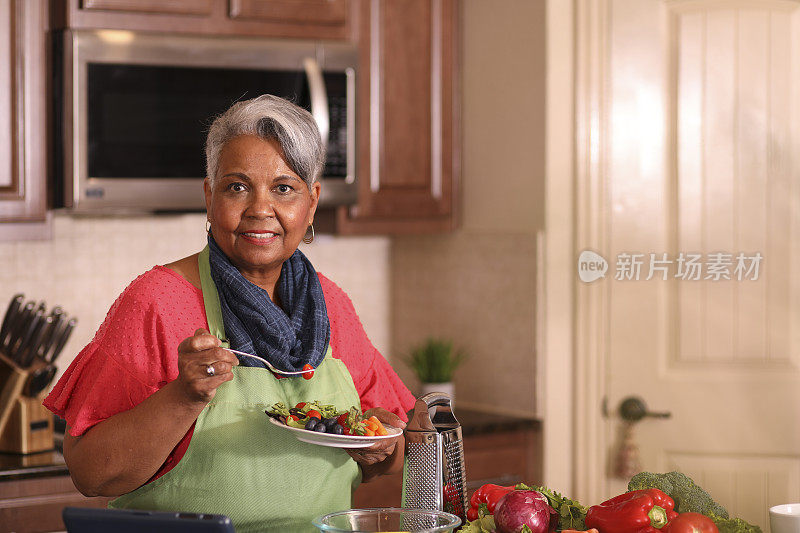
top-left (306, 410), bottom-right (322, 419)
top-left (337, 413), bottom-right (349, 426)
top-left (288, 415), bottom-right (299, 422)
top-left (663, 513), bottom-right (719, 533)
top-left (295, 402), bottom-right (306, 409)
top-left (302, 363), bottom-right (314, 380)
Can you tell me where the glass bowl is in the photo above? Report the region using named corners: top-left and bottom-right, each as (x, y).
top-left (312, 508), bottom-right (462, 532)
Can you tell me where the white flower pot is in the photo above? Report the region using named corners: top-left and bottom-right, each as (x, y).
top-left (419, 382), bottom-right (455, 405)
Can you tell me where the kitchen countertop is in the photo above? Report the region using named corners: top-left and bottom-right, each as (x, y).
top-left (0, 409), bottom-right (541, 483)
top-left (0, 449), bottom-right (68, 482)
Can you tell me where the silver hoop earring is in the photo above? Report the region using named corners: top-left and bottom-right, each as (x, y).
top-left (205, 220), bottom-right (211, 233)
top-left (302, 224), bottom-right (315, 244)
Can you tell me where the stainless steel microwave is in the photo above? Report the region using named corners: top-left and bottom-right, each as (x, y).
top-left (55, 30), bottom-right (357, 213)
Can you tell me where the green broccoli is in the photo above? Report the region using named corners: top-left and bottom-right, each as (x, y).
top-left (710, 515), bottom-right (763, 533)
top-left (627, 471), bottom-right (729, 518)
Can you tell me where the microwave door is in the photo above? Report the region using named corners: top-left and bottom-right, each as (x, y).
top-left (60, 30), bottom-right (358, 213)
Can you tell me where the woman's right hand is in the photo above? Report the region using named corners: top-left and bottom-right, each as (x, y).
top-left (175, 328), bottom-right (239, 404)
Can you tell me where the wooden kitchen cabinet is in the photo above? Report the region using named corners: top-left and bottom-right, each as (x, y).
top-left (0, 0), bottom-right (49, 227)
top-left (53, 0), bottom-right (355, 41)
top-left (338, 0), bottom-right (460, 234)
top-left (0, 469), bottom-right (111, 532)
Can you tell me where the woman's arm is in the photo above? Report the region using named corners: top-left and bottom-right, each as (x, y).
top-left (358, 434), bottom-right (405, 483)
top-left (63, 329), bottom-right (238, 497)
top-left (346, 407), bottom-right (406, 483)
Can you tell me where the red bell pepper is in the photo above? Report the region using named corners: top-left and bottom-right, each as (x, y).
top-left (467, 484), bottom-right (516, 521)
top-left (585, 489), bottom-right (679, 533)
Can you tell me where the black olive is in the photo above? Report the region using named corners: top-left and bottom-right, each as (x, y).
top-left (305, 418), bottom-right (318, 431)
top-left (330, 424), bottom-right (344, 435)
top-left (314, 423), bottom-right (328, 433)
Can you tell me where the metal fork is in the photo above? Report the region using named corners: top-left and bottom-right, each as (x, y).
top-left (222, 348), bottom-right (313, 376)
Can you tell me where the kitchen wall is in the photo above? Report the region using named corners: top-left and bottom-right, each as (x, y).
top-left (0, 213), bottom-right (391, 386)
top-left (391, 0), bottom-right (546, 416)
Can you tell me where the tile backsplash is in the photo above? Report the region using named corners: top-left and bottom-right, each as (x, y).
top-left (0, 213), bottom-right (391, 387)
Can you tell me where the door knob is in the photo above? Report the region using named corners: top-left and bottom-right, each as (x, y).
top-left (618, 396), bottom-right (672, 422)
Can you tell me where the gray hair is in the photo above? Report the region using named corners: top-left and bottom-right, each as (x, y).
top-left (205, 94), bottom-right (325, 188)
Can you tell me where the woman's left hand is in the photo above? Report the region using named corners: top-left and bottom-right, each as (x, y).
top-left (345, 408), bottom-right (405, 470)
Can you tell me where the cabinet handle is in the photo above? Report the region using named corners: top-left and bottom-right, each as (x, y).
top-left (303, 57), bottom-right (329, 151)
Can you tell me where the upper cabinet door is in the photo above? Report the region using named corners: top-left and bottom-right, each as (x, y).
top-left (339, 0), bottom-right (460, 234)
top-left (0, 0), bottom-right (47, 223)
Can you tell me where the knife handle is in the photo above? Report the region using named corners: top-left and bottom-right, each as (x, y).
top-left (37, 314), bottom-right (61, 361)
top-left (50, 318), bottom-right (77, 364)
top-left (24, 315), bottom-right (53, 367)
top-left (0, 294), bottom-right (24, 350)
top-left (6, 301), bottom-right (35, 360)
top-left (17, 309), bottom-right (44, 368)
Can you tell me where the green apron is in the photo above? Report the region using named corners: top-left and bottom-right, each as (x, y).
top-left (110, 247), bottom-right (362, 532)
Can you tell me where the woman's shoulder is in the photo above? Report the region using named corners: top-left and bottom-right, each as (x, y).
top-left (126, 262), bottom-right (200, 299)
top-left (162, 253), bottom-right (202, 290)
top-left (317, 273), bottom-right (356, 316)
top-left (105, 260), bottom-right (202, 320)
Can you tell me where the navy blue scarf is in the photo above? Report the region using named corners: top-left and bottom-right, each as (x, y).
top-left (207, 235), bottom-right (330, 371)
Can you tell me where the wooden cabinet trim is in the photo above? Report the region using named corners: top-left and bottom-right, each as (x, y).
top-left (0, 0), bottom-right (48, 223)
top-left (81, 0), bottom-right (215, 16)
top-left (57, 0), bottom-right (354, 40)
top-left (230, 0), bottom-right (348, 26)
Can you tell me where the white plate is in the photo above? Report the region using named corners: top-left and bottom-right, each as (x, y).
top-left (267, 416), bottom-right (402, 448)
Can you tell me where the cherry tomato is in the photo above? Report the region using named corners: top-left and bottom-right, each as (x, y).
top-left (663, 513), bottom-right (719, 533)
top-left (337, 413), bottom-right (349, 426)
top-left (288, 415), bottom-right (299, 422)
top-left (302, 363), bottom-right (314, 380)
top-left (295, 402), bottom-right (306, 409)
top-left (306, 410), bottom-right (322, 419)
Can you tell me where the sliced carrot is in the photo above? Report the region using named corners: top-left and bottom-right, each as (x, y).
top-left (367, 416), bottom-right (387, 435)
top-left (364, 428), bottom-right (376, 436)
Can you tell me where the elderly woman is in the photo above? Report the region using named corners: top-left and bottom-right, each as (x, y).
top-left (44, 95), bottom-right (415, 532)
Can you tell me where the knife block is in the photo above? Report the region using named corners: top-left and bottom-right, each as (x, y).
top-left (0, 395), bottom-right (54, 454)
top-left (0, 351), bottom-right (28, 437)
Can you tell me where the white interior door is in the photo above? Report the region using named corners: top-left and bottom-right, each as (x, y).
top-left (574, 1), bottom-right (800, 530)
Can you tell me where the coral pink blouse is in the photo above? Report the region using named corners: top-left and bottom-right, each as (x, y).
top-left (44, 266), bottom-right (415, 480)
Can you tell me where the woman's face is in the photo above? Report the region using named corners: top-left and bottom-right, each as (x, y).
top-left (205, 134), bottom-right (320, 288)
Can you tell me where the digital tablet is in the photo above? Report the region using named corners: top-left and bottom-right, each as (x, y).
top-left (62, 507), bottom-right (235, 533)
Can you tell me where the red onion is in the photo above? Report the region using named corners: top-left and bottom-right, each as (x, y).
top-left (494, 490), bottom-right (558, 533)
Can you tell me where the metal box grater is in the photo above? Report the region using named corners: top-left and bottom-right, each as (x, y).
top-left (401, 393), bottom-right (467, 523)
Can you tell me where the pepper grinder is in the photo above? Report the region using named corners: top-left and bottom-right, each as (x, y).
top-left (401, 392), bottom-right (467, 523)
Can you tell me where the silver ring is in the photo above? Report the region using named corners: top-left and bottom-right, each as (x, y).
top-left (205, 364), bottom-right (216, 377)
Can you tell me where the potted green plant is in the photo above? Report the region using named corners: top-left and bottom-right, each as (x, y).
top-left (405, 338), bottom-right (467, 403)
